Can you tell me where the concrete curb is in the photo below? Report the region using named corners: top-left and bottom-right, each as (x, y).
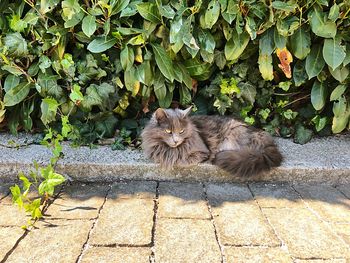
top-left (0, 134), bottom-right (349, 184)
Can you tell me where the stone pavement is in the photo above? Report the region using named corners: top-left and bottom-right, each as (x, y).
top-left (0, 181), bottom-right (350, 263)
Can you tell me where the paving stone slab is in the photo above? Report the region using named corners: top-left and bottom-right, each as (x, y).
top-left (210, 201), bottom-right (280, 246)
top-left (224, 246), bottom-right (293, 263)
top-left (294, 184), bottom-right (350, 223)
top-left (249, 183), bottom-right (303, 208)
top-left (80, 246), bottom-right (150, 263)
top-left (294, 259), bottom-right (347, 263)
top-left (111, 180), bottom-right (157, 199)
top-left (45, 184), bottom-right (109, 220)
top-left (0, 227), bottom-right (25, 260)
top-left (205, 183), bottom-right (253, 205)
top-left (263, 208), bottom-right (350, 259)
top-left (158, 182), bottom-right (210, 219)
top-left (5, 219), bottom-right (92, 263)
top-left (206, 183), bottom-right (279, 246)
top-left (155, 218), bottom-right (221, 262)
top-left (89, 198), bottom-right (154, 246)
top-left (332, 223), bottom-right (350, 246)
top-left (0, 201), bottom-right (29, 227)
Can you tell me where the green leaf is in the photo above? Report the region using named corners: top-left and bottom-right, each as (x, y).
top-left (3, 33), bottom-right (28, 57)
top-left (39, 171), bottom-right (65, 196)
top-left (183, 59), bottom-right (213, 81)
top-left (309, 8), bottom-right (336, 38)
top-left (330, 85), bottom-right (347, 101)
top-left (9, 14), bottom-right (27, 32)
top-left (333, 96), bottom-right (347, 116)
top-left (10, 184), bottom-right (23, 208)
top-left (271, 1), bottom-right (297, 12)
top-left (293, 60), bottom-right (308, 87)
top-left (38, 56), bottom-right (52, 72)
top-left (23, 12), bottom-right (39, 26)
top-left (124, 67), bottom-right (140, 97)
top-left (63, 11), bottom-right (84, 28)
top-left (62, 0), bottom-right (80, 20)
top-left (154, 70), bottom-right (166, 101)
top-left (204, 0), bottom-right (220, 29)
top-left (136, 3), bottom-right (161, 24)
top-left (158, 89), bottom-right (173, 108)
top-left (279, 81), bottom-right (292, 91)
top-left (36, 73), bottom-right (63, 100)
top-left (151, 43), bottom-right (175, 82)
top-left (69, 84), bottom-right (84, 103)
top-left (322, 37), bottom-right (346, 70)
top-left (332, 113), bottom-right (349, 134)
top-left (283, 109), bottom-right (298, 120)
top-left (95, 113), bottom-right (118, 137)
top-left (290, 27), bottom-right (311, 60)
top-left (19, 174), bottom-right (32, 192)
top-left (332, 96), bottom-right (349, 133)
top-left (40, 0), bottom-right (60, 13)
top-left (274, 28), bottom-right (286, 49)
top-left (259, 28), bottom-right (274, 55)
top-left (40, 98), bottom-right (59, 125)
top-left (4, 82), bottom-right (32, 107)
top-left (82, 15), bottom-right (96, 37)
top-left (169, 17), bottom-right (184, 53)
top-left (311, 115), bottom-right (328, 132)
top-left (305, 44), bottom-right (325, 79)
top-left (159, 5), bottom-right (175, 19)
top-left (179, 86), bottom-right (192, 105)
top-left (81, 83), bottom-right (115, 111)
top-left (343, 44), bottom-right (350, 67)
top-left (4, 75), bottom-right (20, 92)
top-left (311, 81), bottom-right (327, 111)
top-left (294, 125), bottom-right (313, 144)
top-left (328, 3), bottom-right (339, 22)
top-left (237, 82), bottom-right (256, 105)
top-left (225, 31), bottom-right (250, 61)
top-left (329, 66), bottom-right (349, 83)
top-left (110, 0), bottom-right (130, 16)
top-left (258, 53), bottom-right (274, 81)
top-left (22, 99), bottom-right (34, 131)
top-left (120, 46), bottom-right (134, 71)
top-left (245, 16), bottom-right (257, 40)
top-left (87, 37), bottom-right (117, 53)
top-left (1, 65), bottom-right (23, 76)
top-left (178, 63), bottom-right (192, 89)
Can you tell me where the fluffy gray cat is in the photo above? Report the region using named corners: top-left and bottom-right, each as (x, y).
top-left (141, 107), bottom-right (283, 177)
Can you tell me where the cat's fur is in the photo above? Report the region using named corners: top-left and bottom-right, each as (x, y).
top-left (141, 107), bottom-right (283, 177)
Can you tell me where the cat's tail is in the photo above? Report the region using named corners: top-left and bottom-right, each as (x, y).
top-left (213, 145), bottom-right (283, 177)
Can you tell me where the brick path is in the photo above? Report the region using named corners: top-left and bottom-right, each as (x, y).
top-left (1, 181), bottom-right (350, 262)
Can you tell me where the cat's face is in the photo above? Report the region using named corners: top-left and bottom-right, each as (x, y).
top-left (153, 107), bottom-right (193, 148)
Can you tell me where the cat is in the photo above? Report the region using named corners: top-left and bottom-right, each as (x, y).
top-left (141, 107), bottom-right (283, 177)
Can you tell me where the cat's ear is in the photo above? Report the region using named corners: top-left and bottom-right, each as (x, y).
top-left (154, 108), bottom-right (168, 123)
top-left (182, 106), bottom-right (192, 117)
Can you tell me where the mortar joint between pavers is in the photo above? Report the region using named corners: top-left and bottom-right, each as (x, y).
top-left (75, 184), bottom-right (112, 263)
top-left (291, 185), bottom-right (350, 251)
top-left (149, 181), bottom-right (159, 263)
top-left (202, 183), bottom-right (226, 263)
top-left (89, 243), bottom-right (152, 248)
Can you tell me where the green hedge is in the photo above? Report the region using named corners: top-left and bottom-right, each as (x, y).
top-left (0, 0), bottom-right (349, 144)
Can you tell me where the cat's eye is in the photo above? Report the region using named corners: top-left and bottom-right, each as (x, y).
top-left (179, 129), bottom-right (185, 134)
top-left (164, 129), bottom-right (172, 134)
